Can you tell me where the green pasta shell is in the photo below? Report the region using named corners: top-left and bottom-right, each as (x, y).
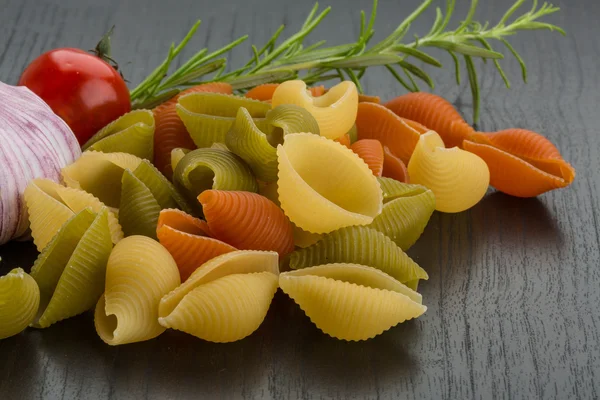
top-left (0, 268), bottom-right (40, 340)
top-left (31, 208), bottom-right (113, 328)
top-left (171, 148), bottom-right (191, 172)
top-left (265, 104), bottom-right (321, 137)
top-left (289, 226), bottom-right (428, 284)
top-left (369, 178), bottom-right (436, 250)
top-left (31, 209), bottom-right (96, 303)
top-left (132, 160), bottom-right (194, 214)
top-left (83, 110), bottom-right (155, 160)
top-left (177, 92), bottom-right (271, 148)
top-left (378, 177), bottom-right (429, 202)
top-left (173, 147), bottom-right (258, 214)
top-left (347, 124), bottom-right (358, 144)
top-left (226, 107), bottom-right (279, 182)
top-left (119, 170), bottom-right (161, 239)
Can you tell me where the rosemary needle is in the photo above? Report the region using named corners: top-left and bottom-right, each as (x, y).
top-left (130, 0), bottom-right (564, 123)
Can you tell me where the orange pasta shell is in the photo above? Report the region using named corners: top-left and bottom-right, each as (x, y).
top-left (152, 82), bottom-right (233, 178)
top-left (463, 129), bottom-right (575, 197)
top-left (157, 209), bottom-right (236, 281)
top-left (245, 83), bottom-right (326, 102)
top-left (335, 133), bottom-right (352, 148)
top-left (355, 102), bottom-right (424, 164)
top-left (385, 92), bottom-right (475, 148)
top-left (199, 190), bottom-right (295, 256)
top-left (351, 139), bottom-right (384, 177)
top-left (382, 146), bottom-right (409, 183)
top-left (358, 94), bottom-right (381, 104)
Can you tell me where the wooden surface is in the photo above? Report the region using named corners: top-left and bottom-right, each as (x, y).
top-left (1, 0), bottom-right (599, 399)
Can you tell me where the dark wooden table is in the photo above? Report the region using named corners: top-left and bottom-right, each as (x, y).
top-left (1, 0), bottom-right (599, 399)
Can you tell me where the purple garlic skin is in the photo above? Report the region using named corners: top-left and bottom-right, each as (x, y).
top-left (0, 81), bottom-right (81, 245)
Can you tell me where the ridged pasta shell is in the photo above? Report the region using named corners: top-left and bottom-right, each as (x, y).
top-left (24, 179), bottom-right (75, 251)
top-left (160, 272), bottom-right (278, 343)
top-left (83, 110), bottom-right (155, 160)
top-left (350, 139), bottom-right (384, 177)
top-left (171, 148), bottom-right (191, 172)
top-left (385, 92), bottom-right (475, 149)
top-left (159, 250), bottom-right (279, 317)
top-left (292, 225), bottom-right (323, 248)
top-left (290, 226), bottom-right (428, 284)
top-left (119, 170), bottom-right (161, 239)
top-left (358, 94), bottom-right (381, 104)
top-left (30, 210), bottom-right (96, 309)
top-left (31, 208), bottom-right (113, 328)
top-left (157, 209), bottom-right (236, 281)
top-left (173, 147), bottom-right (258, 215)
top-left (132, 160), bottom-right (194, 214)
top-left (335, 133), bottom-right (352, 148)
top-left (153, 83), bottom-right (232, 178)
top-left (61, 151), bottom-right (143, 208)
top-left (226, 107), bottom-right (280, 182)
top-left (158, 250), bottom-right (279, 342)
top-left (95, 236), bottom-right (180, 345)
top-left (245, 83), bottom-right (326, 102)
top-left (355, 102), bottom-right (424, 164)
top-left (279, 263), bottom-right (426, 341)
top-left (177, 92), bottom-right (271, 148)
top-left (199, 190), bottom-right (294, 256)
top-left (369, 178), bottom-right (435, 250)
top-left (158, 208), bottom-right (211, 236)
top-left (382, 146), bottom-right (409, 183)
top-left (265, 104), bottom-right (321, 137)
top-left (277, 133), bottom-right (382, 234)
top-left (258, 181), bottom-right (280, 207)
top-left (378, 176), bottom-right (430, 201)
top-left (408, 131), bottom-right (489, 213)
top-left (462, 129), bottom-right (576, 198)
top-left (271, 80), bottom-right (358, 140)
top-left (0, 268), bottom-right (40, 340)
top-left (54, 186), bottom-right (123, 244)
top-left (244, 83), bottom-right (280, 101)
top-left (347, 123), bottom-right (358, 144)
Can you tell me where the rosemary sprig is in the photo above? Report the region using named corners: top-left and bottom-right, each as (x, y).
top-left (129, 0), bottom-right (564, 123)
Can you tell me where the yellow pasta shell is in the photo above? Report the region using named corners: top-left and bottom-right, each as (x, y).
top-left (0, 268), bottom-right (40, 340)
top-left (61, 151), bottom-right (143, 208)
top-left (277, 133), bottom-right (382, 233)
top-left (54, 186), bottom-right (123, 244)
top-left (159, 272), bottom-right (278, 343)
top-left (279, 263), bottom-right (426, 341)
top-left (271, 80), bottom-right (358, 140)
top-left (408, 131), bottom-right (490, 213)
top-left (24, 179), bottom-right (75, 251)
top-left (159, 250), bottom-right (279, 318)
top-left (94, 236), bottom-right (180, 345)
top-left (292, 225), bottom-right (323, 248)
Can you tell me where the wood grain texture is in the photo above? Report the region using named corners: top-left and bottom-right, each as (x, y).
top-left (1, 0), bottom-right (599, 399)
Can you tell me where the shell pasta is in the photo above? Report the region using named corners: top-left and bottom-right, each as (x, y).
top-left (271, 80), bottom-right (358, 140)
top-left (279, 264), bottom-right (426, 341)
top-left (289, 225), bottom-right (428, 285)
top-left (158, 251), bottom-right (279, 342)
top-left (277, 133), bottom-right (382, 233)
top-left (0, 269), bottom-right (40, 340)
top-left (30, 208), bottom-right (113, 328)
top-left (95, 235), bottom-right (180, 345)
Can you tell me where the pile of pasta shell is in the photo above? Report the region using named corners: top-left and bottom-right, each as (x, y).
top-left (1, 79), bottom-right (575, 343)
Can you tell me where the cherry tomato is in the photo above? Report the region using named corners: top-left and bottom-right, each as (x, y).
top-left (19, 48), bottom-right (131, 146)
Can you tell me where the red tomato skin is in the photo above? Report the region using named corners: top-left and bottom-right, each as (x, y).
top-left (18, 48), bottom-right (131, 146)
